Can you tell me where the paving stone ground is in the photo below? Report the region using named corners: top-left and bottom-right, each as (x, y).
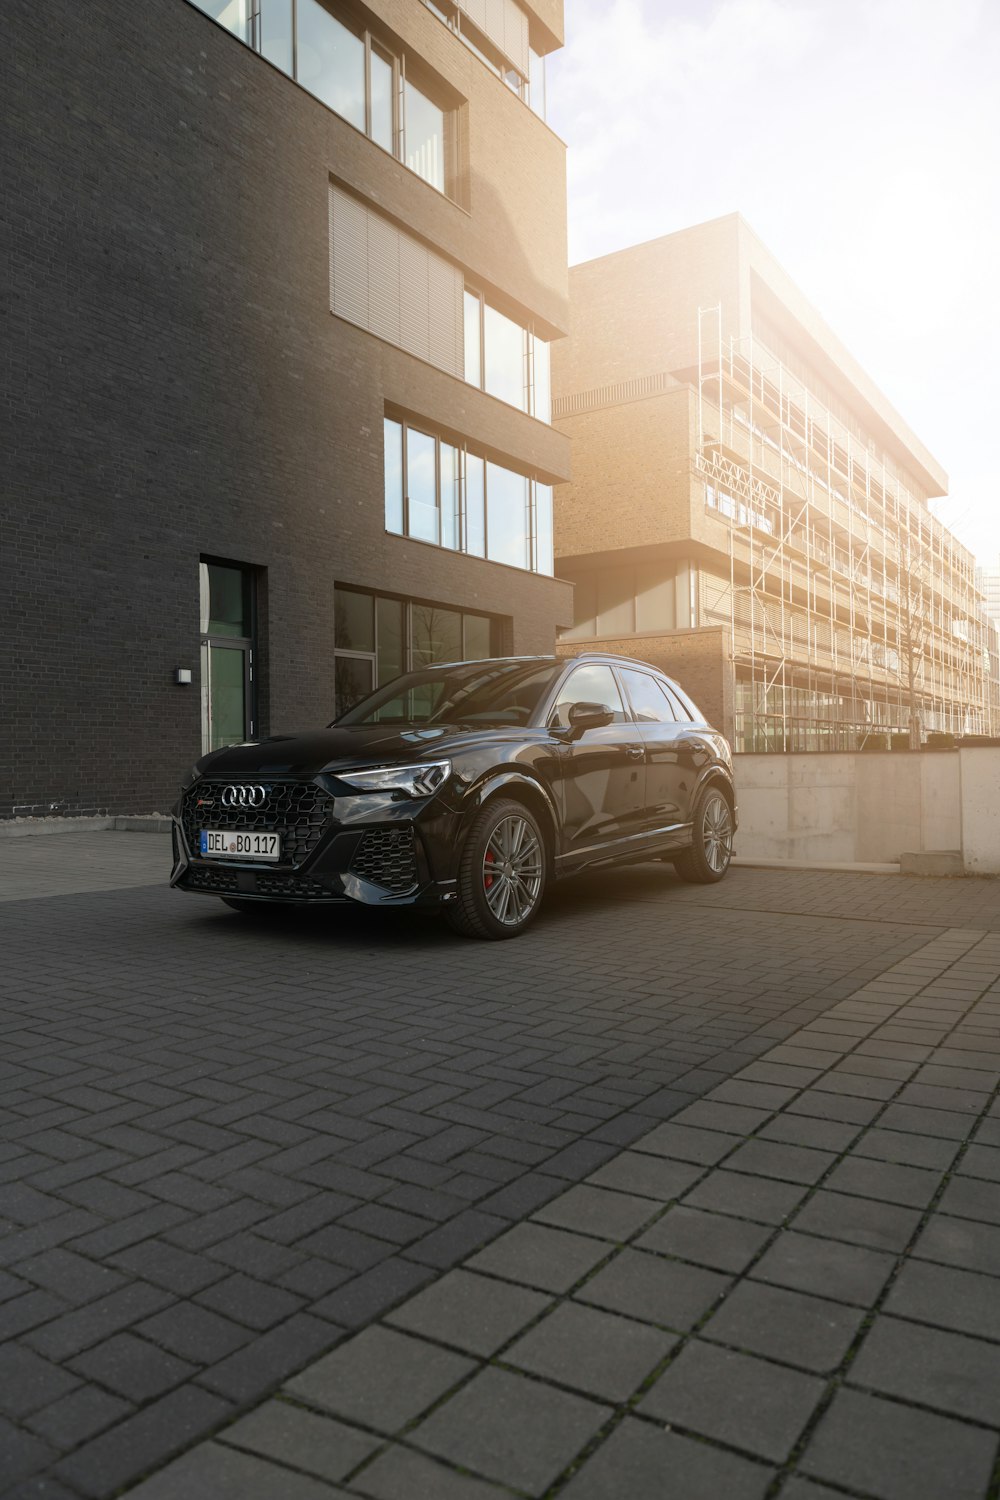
top-left (1, 833), bottom-right (1000, 1498)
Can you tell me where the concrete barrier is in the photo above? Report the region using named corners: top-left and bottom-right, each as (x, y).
top-left (734, 748), bottom-right (999, 874)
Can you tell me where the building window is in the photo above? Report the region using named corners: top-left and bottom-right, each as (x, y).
top-left (384, 416), bottom-right (555, 576)
top-left (403, 79), bottom-right (445, 193)
top-left (199, 559), bottom-right (259, 753)
top-left (421, 0), bottom-right (545, 121)
top-left (333, 586), bottom-right (500, 715)
top-left (330, 186), bottom-right (464, 379)
top-left (464, 288), bottom-right (551, 422)
top-left (190, 0), bottom-right (453, 196)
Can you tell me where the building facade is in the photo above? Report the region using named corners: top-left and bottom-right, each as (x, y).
top-left (976, 558), bottom-right (1000, 634)
top-left (975, 558), bottom-right (1000, 731)
top-left (2, 0), bottom-right (571, 819)
top-left (552, 215), bottom-right (992, 751)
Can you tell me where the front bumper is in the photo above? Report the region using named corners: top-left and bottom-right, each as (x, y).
top-left (170, 776), bottom-right (463, 908)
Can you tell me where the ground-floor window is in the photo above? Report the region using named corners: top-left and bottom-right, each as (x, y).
top-left (199, 559), bottom-right (259, 753)
top-left (333, 586), bottom-right (502, 717)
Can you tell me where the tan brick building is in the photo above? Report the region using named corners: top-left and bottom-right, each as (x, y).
top-left (552, 215), bottom-right (992, 750)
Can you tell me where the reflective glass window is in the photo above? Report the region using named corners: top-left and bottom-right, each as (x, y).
top-left (259, 0), bottom-right (293, 73)
top-left (440, 443), bottom-right (460, 551)
top-left (464, 291), bottom-right (482, 387)
top-left (406, 428), bottom-right (438, 544)
top-left (297, 1), bottom-right (365, 130)
top-left (191, 0), bottom-right (251, 43)
top-left (334, 655), bottom-right (374, 718)
top-left (534, 483), bottom-right (553, 576)
top-left (405, 81), bottom-right (445, 191)
top-left (412, 603), bottom-right (462, 667)
top-left (484, 304), bottom-right (526, 411)
top-left (533, 336), bottom-right (551, 423)
top-left (203, 644), bottom-right (247, 750)
top-left (664, 684), bottom-right (695, 720)
top-left (376, 596), bottom-right (404, 683)
top-left (550, 664), bottom-right (627, 727)
top-left (384, 418), bottom-right (403, 534)
top-left (620, 669), bottom-right (676, 723)
top-left (463, 614), bottom-right (492, 660)
top-left (200, 562), bottom-right (249, 637)
top-left (466, 453), bottom-right (485, 557)
top-left (528, 46), bottom-right (546, 118)
top-left (370, 48), bottom-right (394, 152)
top-left (486, 462), bottom-right (529, 569)
top-left (335, 590), bottom-right (374, 652)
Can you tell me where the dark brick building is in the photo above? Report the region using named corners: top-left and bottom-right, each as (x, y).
top-left (2, 0), bottom-right (571, 819)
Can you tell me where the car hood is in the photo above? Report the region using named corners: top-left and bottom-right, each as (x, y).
top-left (195, 725), bottom-right (528, 781)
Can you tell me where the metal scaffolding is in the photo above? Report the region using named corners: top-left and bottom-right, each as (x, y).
top-left (695, 305), bottom-right (993, 751)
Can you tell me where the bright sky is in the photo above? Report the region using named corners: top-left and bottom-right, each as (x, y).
top-left (547, 0), bottom-right (1000, 574)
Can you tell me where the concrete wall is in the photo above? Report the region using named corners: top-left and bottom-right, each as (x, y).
top-left (960, 751), bottom-right (1000, 876)
top-left (735, 750), bottom-right (1000, 873)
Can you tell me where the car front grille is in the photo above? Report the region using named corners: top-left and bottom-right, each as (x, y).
top-left (350, 828), bottom-right (419, 894)
top-left (183, 865), bottom-right (334, 900)
top-left (181, 780), bottom-right (332, 867)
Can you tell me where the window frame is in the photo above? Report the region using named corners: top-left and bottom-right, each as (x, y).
top-left (385, 414), bottom-right (554, 575)
top-left (463, 286), bottom-right (551, 423)
top-left (190, 0), bottom-right (454, 197)
top-left (333, 583), bottom-right (500, 714)
top-left (420, 0), bottom-right (544, 120)
top-left (619, 667), bottom-right (679, 725)
top-left (546, 662), bottom-right (630, 729)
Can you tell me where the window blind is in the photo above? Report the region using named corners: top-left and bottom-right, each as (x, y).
top-left (455, 0), bottom-right (530, 77)
top-left (329, 184), bottom-right (464, 379)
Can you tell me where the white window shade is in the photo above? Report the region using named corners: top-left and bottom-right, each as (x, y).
top-left (455, 0), bottom-right (530, 76)
top-left (329, 184), bottom-right (463, 379)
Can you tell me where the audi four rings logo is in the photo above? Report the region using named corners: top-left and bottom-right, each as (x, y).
top-left (222, 784), bottom-right (268, 808)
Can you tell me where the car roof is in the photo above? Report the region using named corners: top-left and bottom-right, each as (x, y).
top-left (423, 652), bottom-right (681, 683)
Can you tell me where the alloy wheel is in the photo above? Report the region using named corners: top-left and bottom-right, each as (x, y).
top-left (482, 814), bottom-right (543, 926)
top-left (703, 792), bottom-right (733, 873)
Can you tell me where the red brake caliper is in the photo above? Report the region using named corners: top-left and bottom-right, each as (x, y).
top-left (484, 849), bottom-right (495, 889)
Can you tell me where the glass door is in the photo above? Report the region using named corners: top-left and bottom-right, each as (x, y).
top-left (200, 561), bottom-right (257, 753)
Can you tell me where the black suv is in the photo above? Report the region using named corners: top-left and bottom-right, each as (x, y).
top-left (171, 654), bottom-right (737, 939)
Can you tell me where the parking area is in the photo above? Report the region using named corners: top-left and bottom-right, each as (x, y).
top-left (2, 833), bottom-right (1000, 1497)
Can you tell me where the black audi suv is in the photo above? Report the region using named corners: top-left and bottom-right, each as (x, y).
top-left (171, 654), bottom-right (737, 939)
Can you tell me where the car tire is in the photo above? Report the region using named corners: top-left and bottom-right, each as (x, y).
top-left (446, 798), bottom-right (548, 940)
top-left (673, 785), bottom-right (734, 884)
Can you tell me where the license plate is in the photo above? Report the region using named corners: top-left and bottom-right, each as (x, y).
top-left (200, 829), bottom-right (281, 861)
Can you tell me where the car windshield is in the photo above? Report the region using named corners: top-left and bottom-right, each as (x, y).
top-left (335, 661), bottom-right (562, 728)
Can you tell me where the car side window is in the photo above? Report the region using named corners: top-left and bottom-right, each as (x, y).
top-left (620, 669), bottom-right (677, 724)
top-left (664, 684), bottom-right (695, 720)
top-left (549, 664), bottom-right (628, 728)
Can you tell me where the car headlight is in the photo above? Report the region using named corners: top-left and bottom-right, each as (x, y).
top-left (336, 761), bottom-right (451, 798)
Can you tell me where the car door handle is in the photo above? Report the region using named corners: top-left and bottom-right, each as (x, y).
top-left (625, 746), bottom-right (644, 760)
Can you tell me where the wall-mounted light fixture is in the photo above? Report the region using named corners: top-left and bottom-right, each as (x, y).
top-left (174, 668), bottom-right (193, 685)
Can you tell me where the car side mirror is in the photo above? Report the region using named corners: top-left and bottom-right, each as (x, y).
top-left (567, 701), bottom-right (615, 737)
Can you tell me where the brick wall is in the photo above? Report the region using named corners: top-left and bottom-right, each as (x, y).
top-left (2, 0), bottom-right (572, 817)
top-left (554, 387), bottom-right (698, 562)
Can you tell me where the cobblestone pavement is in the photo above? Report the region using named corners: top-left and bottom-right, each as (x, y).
top-left (1, 833), bottom-right (999, 1498)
